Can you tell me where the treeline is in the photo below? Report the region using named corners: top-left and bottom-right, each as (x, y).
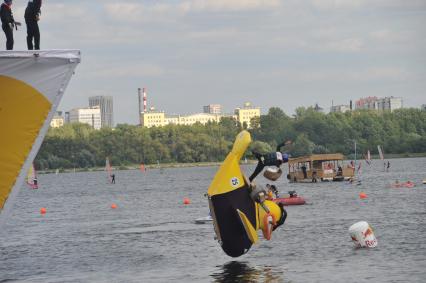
top-left (35, 107), bottom-right (426, 170)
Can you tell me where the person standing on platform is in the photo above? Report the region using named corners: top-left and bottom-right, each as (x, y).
top-left (1, 0), bottom-right (20, 50)
top-left (25, 0), bottom-right (42, 50)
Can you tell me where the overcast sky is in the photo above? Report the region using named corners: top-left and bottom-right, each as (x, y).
top-left (9, 0), bottom-right (426, 124)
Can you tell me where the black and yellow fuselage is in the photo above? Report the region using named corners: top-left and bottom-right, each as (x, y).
top-left (207, 131), bottom-right (283, 257)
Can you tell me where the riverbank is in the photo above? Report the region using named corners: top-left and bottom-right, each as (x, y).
top-left (38, 160), bottom-right (257, 174)
top-left (346, 152), bottom-right (426, 160)
top-left (38, 153), bottom-right (426, 174)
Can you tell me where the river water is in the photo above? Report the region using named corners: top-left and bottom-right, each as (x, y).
top-left (1, 158), bottom-right (425, 282)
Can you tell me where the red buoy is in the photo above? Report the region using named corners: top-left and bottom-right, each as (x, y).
top-left (40, 207), bottom-right (47, 214)
top-left (111, 203), bottom-right (117, 209)
top-left (359, 192), bottom-right (368, 199)
top-left (183, 198), bottom-right (191, 205)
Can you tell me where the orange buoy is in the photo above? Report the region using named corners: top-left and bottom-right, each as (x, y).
top-left (111, 203), bottom-right (117, 209)
top-left (183, 198), bottom-right (191, 205)
top-left (359, 192), bottom-right (368, 199)
top-left (40, 207), bottom-right (47, 214)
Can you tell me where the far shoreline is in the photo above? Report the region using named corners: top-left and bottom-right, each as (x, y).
top-left (38, 153), bottom-right (426, 174)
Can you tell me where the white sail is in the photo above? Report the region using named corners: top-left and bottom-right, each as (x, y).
top-left (105, 157), bottom-right (112, 183)
top-left (0, 50), bottom-right (80, 226)
top-left (377, 145), bottom-right (384, 160)
top-left (26, 163), bottom-right (38, 189)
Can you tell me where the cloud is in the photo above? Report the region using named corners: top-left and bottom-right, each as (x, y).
top-left (91, 64), bottom-right (166, 78)
top-left (258, 66), bottom-right (411, 82)
top-left (323, 37), bottom-right (364, 52)
top-left (310, 0), bottom-right (367, 11)
top-left (104, 0), bottom-right (281, 23)
top-left (179, 0), bottom-right (281, 12)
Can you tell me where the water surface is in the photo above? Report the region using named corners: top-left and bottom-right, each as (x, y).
top-left (1, 158), bottom-right (425, 282)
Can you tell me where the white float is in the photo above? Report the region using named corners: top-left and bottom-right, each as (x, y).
top-left (348, 221), bottom-right (378, 248)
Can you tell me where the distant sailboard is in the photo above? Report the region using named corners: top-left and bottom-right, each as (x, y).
top-left (0, 50), bottom-right (80, 226)
top-left (26, 163), bottom-right (38, 189)
top-left (105, 157), bottom-right (112, 183)
top-left (365, 150), bottom-right (371, 165)
top-left (377, 145), bottom-right (384, 161)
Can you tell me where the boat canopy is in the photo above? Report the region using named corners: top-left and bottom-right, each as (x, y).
top-left (288, 153), bottom-right (344, 165)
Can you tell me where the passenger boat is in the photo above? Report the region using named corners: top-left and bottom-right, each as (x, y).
top-left (287, 154), bottom-right (354, 183)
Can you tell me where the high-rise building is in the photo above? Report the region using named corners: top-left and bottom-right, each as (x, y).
top-left (330, 105), bottom-right (350, 113)
top-left (377, 97), bottom-right (403, 111)
top-left (140, 102), bottom-right (260, 128)
top-left (355, 97), bottom-right (378, 110)
top-left (69, 106), bottom-right (101, 129)
top-left (50, 111), bottom-right (64, 128)
top-left (234, 102), bottom-right (260, 128)
top-left (355, 96), bottom-right (403, 111)
top-left (89, 96), bottom-right (114, 128)
top-left (140, 107), bottom-right (166, 128)
top-left (203, 104), bottom-right (222, 114)
top-left (166, 113), bottom-right (222, 126)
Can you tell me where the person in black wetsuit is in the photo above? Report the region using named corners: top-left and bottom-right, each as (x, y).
top-left (1, 0), bottom-right (20, 50)
top-left (25, 0), bottom-right (42, 50)
top-left (111, 174), bottom-right (115, 184)
top-left (249, 141), bottom-right (289, 182)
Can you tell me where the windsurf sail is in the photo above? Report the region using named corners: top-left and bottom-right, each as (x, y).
top-left (140, 163), bottom-right (146, 172)
top-left (26, 163), bottom-right (38, 189)
top-left (0, 50), bottom-right (80, 225)
top-left (105, 157), bottom-right (112, 183)
top-left (377, 145), bottom-right (384, 161)
top-left (365, 150), bottom-right (371, 165)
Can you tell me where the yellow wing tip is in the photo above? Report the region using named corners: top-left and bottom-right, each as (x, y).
top-left (237, 209), bottom-right (259, 244)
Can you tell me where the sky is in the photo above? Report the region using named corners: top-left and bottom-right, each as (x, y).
top-left (7, 0), bottom-right (426, 125)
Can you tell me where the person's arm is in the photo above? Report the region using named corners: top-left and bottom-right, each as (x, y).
top-left (35, 0), bottom-right (42, 16)
top-left (276, 141), bottom-right (286, 151)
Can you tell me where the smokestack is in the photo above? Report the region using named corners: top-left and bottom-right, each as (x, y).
top-left (138, 88), bottom-right (142, 114)
top-left (143, 88), bottom-right (147, 112)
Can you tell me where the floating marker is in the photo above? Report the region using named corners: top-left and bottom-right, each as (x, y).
top-left (359, 192), bottom-right (368, 199)
top-left (183, 198), bottom-right (191, 205)
top-left (111, 203), bottom-right (117, 209)
top-left (349, 221), bottom-right (378, 248)
top-left (40, 207), bottom-right (46, 214)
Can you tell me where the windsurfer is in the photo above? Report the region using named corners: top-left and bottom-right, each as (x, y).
top-left (33, 177), bottom-right (37, 186)
top-left (249, 141), bottom-right (289, 182)
top-left (111, 174), bottom-right (115, 184)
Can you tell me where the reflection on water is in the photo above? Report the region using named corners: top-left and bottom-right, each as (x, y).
top-left (211, 261), bottom-right (285, 283)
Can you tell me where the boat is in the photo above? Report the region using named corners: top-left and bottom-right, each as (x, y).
top-left (390, 181), bottom-right (415, 188)
top-left (402, 181), bottom-right (415, 188)
top-left (273, 197), bottom-right (306, 205)
top-left (26, 163), bottom-right (38, 189)
top-left (423, 179), bottom-right (426, 185)
top-left (195, 215), bottom-right (213, 224)
top-left (0, 50), bottom-right (80, 226)
top-left (287, 154), bottom-right (354, 183)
